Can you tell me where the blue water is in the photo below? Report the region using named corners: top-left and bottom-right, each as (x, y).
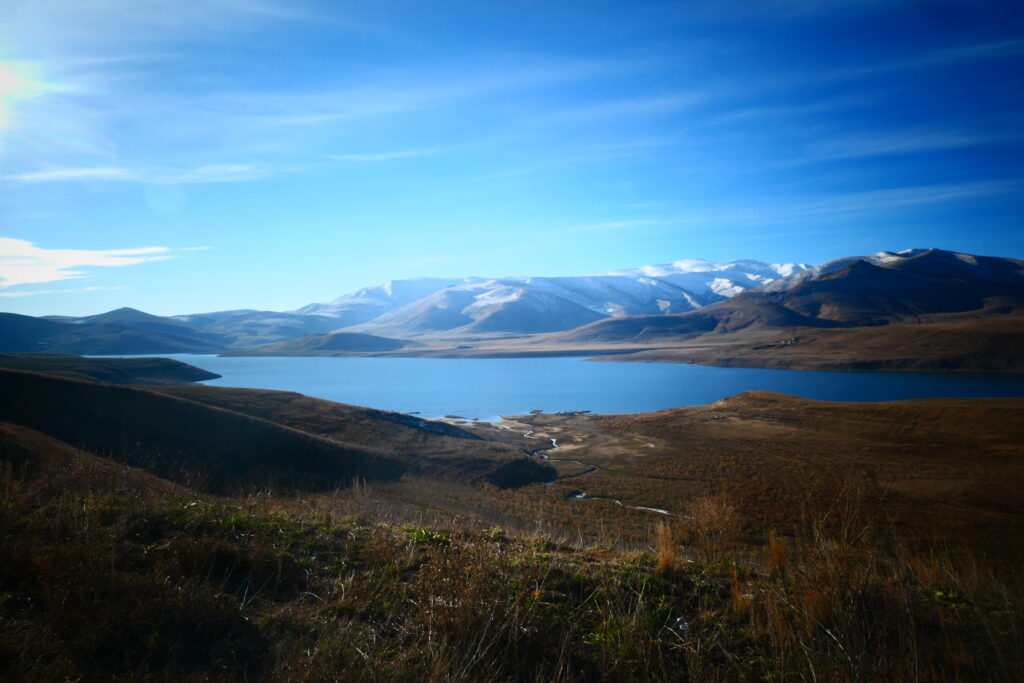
top-left (109, 354), bottom-right (1024, 420)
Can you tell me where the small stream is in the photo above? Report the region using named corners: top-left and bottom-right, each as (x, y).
top-left (521, 430), bottom-right (676, 517)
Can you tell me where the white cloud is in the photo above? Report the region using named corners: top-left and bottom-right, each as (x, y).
top-left (0, 285), bottom-right (125, 298)
top-left (0, 237), bottom-right (175, 287)
top-left (5, 166), bottom-right (136, 181)
top-left (3, 163), bottom-right (266, 184)
top-left (168, 163), bottom-right (265, 183)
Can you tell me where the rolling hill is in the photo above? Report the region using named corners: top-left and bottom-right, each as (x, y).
top-left (0, 353), bottom-right (221, 385)
top-left (0, 310), bottom-right (227, 354)
top-left (0, 368), bottom-right (553, 492)
top-left (247, 331), bottom-right (413, 355)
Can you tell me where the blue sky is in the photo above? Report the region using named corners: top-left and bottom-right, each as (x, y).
top-left (1, 0), bottom-right (1023, 316)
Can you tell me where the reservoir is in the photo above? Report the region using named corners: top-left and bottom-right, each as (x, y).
top-left (115, 354), bottom-right (1024, 420)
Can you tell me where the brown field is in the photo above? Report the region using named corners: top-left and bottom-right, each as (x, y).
top-left (607, 317), bottom-right (1024, 372)
top-left (4, 359), bottom-right (1024, 679)
top-left (442, 392), bottom-right (1024, 556)
top-left (4, 386), bottom-right (1024, 680)
top-left (233, 314), bottom-right (1024, 374)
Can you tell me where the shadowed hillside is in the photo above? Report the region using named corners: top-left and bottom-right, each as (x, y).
top-left (0, 353), bottom-right (221, 385)
top-left (0, 369), bottom-right (403, 492)
top-left (248, 331), bottom-right (412, 355)
top-left (2, 394), bottom-right (1023, 681)
top-left (0, 369), bottom-right (553, 492)
top-left (0, 311), bottom-right (226, 354)
top-left (153, 383), bottom-right (552, 484)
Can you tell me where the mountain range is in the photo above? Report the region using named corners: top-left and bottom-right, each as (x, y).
top-left (1, 257), bottom-right (807, 352)
top-left (558, 248), bottom-right (1024, 343)
top-left (2, 249), bottom-right (1022, 372)
top-left (294, 259), bottom-right (807, 338)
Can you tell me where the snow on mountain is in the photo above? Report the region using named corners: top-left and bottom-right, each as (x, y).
top-left (760, 248), bottom-right (1024, 293)
top-left (606, 258), bottom-right (809, 302)
top-left (293, 277), bottom-right (483, 326)
top-left (325, 258), bottom-right (808, 337)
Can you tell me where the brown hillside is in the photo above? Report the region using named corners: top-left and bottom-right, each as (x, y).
top-left (0, 369), bottom-right (404, 492)
top-left (153, 384), bottom-right (552, 484)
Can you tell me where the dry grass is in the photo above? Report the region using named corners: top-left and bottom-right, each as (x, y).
top-left (2, 442), bottom-right (1023, 681)
top-left (654, 520), bottom-right (676, 575)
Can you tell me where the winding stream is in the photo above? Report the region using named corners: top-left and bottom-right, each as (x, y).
top-left (521, 430), bottom-right (676, 517)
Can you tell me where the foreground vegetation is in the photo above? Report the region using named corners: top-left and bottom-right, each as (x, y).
top-left (2, 448), bottom-right (1021, 681)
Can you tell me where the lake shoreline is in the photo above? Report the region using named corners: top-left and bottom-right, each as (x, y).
top-left (89, 353), bottom-right (1024, 421)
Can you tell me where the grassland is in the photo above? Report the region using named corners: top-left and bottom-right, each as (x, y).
top-left (0, 369), bottom-right (553, 493)
top-left (2, 361), bottom-right (1023, 680)
top-left (232, 315), bottom-right (1024, 375)
top-left (3, 413), bottom-right (1023, 681)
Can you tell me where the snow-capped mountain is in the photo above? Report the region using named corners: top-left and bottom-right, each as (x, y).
top-left (556, 248), bottom-right (1024, 344)
top-left (606, 259), bottom-right (808, 301)
top-left (306, 258), bottom-right (809, 338)
top-left (762, 248), bottom-right (1024, 293)
top-left (293, 277), bottom-right (483, 327)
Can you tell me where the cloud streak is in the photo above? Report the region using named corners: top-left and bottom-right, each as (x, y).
top-left (563, 219), bottom-right (668, 233)
top-left (0, 285), bottom-right (125, 298)
top-left (328, 149), bottom-right (439, 162)
top-left (3, 163), bottom-right (267, 184)
top-left (795, 129), bottom-right (1024, 164)
top-left (0, 237), bottom-right (193, 287)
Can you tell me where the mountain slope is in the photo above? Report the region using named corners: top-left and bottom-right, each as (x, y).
top-left (0, 311), bottom-right (227, 354)
top-left (294, 277), bottom-right (484, 324)
top-left (174, 309), bottom-right (346, 348)
top-left (554, 248), bottom-right (1024, 344)
top-left (607, 258), bottom-right (807, 301)
top-left (295, 259), bottom-right (807, 338)
top-left (0, 369), bottom-right (553, 491)
top-left (249, 331), bottom-right (413, 354)
top-left (0, 353), bottom-right (220, 385)
top-left (346, 264), bottom-right (806, 338)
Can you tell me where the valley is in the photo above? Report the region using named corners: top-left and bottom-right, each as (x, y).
top-left (3, 355), bottom-right (1023, 680)
top-left (3, 249), bottom-right (1024, 680)
top-left (5, 2), bottom-right (1022, 677)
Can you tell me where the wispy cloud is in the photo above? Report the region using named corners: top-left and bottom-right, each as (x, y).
top-left (169, 163), bottom-right (267, 183)
top-left (700, 94), bottom-right (875, 128)
top-left (328, 149), bottom-right (439, 162)
top-left (0, 0), bottom-right (333, 53)
top-left (0, 285), bottom-right (125, 298)
top-left (542, 93), bottom-right (705, 123)
top-left (674, 179), bottom-right (1024, 230)
top-left (481, 139), bottom-right (675, 179)
top-left (820, 38), bottom-right (1024, 84)
top-left (583, 179), bottom-right (1024, 235)
top-left (3, 163), bottom-right (267, 184)
top-left (5, 167), bottom-right (136, 182)
top-left (0, 53), bottom-right (640, 184)
top-left (787, 179), bottom-right (1023, 217)
top-left (0, 237), bottom-right (198, 287)
top-left (562, 219), bottom-right (667, 233)
top-left (797, 129), bottom-right (1024, 163)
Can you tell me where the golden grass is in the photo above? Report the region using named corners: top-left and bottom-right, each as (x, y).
top-left (4, 442), bottom-right (1022, 681)
top-left (654, 520), bottom-right (675, 575)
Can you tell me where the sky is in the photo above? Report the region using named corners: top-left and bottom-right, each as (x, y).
top-left (1, 0), bottom-right (1023, 317)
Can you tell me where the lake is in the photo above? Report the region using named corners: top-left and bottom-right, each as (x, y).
top-left (123, 354), bottom-right (1024, 420)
